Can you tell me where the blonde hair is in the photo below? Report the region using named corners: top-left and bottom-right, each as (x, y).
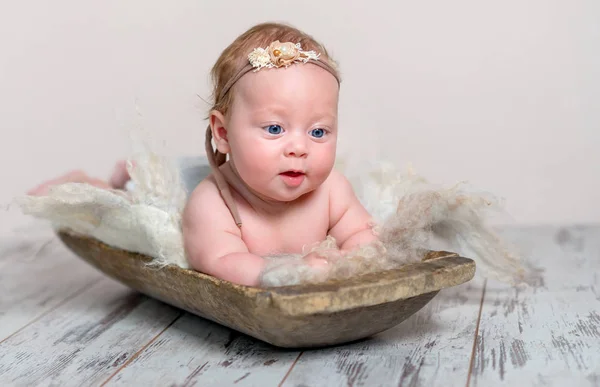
top-left (204, 22), bottom-right (341, 228)
top-left (209, 22), bottom-right (340, 117)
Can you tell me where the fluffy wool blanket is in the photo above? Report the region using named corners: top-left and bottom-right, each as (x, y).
top-left (16, 147), bottom-right (532, 287)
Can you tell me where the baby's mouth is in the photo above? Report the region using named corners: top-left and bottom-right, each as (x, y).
top-left (280, 171), bottom-right (305, 177)
top-left (279, 170), bottom-right (306, 187)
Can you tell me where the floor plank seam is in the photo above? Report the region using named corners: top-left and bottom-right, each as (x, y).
top-left (99, 311), bottom-right (184, 386)
top-left (466, 278), bottom-right (487, 387)
top-left (0, 276), bottom-right (104, 345)
top-left (278, 351), bottom-right (304, 387)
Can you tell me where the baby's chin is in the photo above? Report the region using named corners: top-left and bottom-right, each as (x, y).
top-left (263, 189), bottom-right (312, 203)
top-left (252, 184), bottom-right (317, 203)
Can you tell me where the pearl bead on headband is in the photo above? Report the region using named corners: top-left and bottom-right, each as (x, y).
top-left (205, 41), bottom-right (341, 229)
top-left (248, 41), bottom-right (321, 70)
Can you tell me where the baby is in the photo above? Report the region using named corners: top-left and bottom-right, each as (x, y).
top-left (28, 23), bottom-right (380, 286)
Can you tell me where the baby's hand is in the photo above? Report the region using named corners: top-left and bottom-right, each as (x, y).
top-left (302, 252), bottom-right (330, 268)
top-left (302, 248), bottom-right (345, 267)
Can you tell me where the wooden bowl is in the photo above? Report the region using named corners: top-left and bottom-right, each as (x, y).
top-left (57, 230), bottom-right (476, 348)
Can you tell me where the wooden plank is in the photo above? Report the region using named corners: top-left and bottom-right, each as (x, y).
top-left (0, 277), bottom-right (182, 386)
top-left (281, 278), bottom-right (486, 387)
top-left (104, 313), bottom-right (300, 386)
top-left (469, 225), bottom-right (600, 386)
top-left (5, 222), bottom-right (597, 386)
top-left (0, 226), bottom-right (103, 341)
top-left (0, 222), bottom-right (54, 265)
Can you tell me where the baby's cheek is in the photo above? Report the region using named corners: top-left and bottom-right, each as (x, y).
top-left (245, 149), bottom-right (274, 174)
top-left (313, 149), bottom-right (336, 174)
top-left (235, 148), bottom-right (276, 186)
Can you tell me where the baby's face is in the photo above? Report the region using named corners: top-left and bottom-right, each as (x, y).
top-left (224, 64), bottom-right (339, 202)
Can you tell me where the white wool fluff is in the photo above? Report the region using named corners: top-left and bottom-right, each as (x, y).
top-left (344, 160), bottom-right (528, 284)
top-left (16, 148), bottom-right (530, 287)
top-left (17, 149), bottom-right (190, 269)
top-left (258, 159), bottom-right (530, 286)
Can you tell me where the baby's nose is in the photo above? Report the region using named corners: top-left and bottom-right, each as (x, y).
top-left (285, 136), bottom-right (308, 157)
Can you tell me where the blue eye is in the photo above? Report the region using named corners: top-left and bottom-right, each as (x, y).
top-left (310, 128), bottom-right (325, 138)
top-left (265, 124), bottom-right (283, 135)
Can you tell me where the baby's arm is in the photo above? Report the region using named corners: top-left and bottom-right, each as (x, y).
top-left (182, 177), bottom-right (266, 286)
top-left (327, 169), bottom-right (379, 252)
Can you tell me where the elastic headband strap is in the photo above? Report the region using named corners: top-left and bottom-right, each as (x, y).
top-left (219, 59), bottom-right (340, 102)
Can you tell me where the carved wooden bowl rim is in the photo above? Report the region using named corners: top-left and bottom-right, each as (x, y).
top-left (57, 230), bottom-right (476, 316)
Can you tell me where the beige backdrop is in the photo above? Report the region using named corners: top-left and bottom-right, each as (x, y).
top-left (1, 0), bottom-right (598, 232)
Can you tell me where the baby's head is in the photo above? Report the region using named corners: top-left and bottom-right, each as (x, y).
top-left (205, 23), bottom-right (341, 223)
top-left (208, 23), bottom-right (339, 117)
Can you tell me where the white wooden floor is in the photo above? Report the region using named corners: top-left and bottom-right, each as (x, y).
top-left (0, 222), bottom-right (598, 386)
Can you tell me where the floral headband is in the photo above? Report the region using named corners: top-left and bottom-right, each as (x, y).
top-left (216, 41), bottom-right (340, 103)
top-left (206, 41), bottom-right (340, 229)
top-left (248, 41), bottom-right (321, 69)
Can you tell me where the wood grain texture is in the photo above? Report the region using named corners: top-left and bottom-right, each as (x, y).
top-left (2, 224), bottom-right (599, 387)
top-left (58, 231), bottom-right (475, 348)
top-left (281, 278), bottom-right (486, 387)
top-left (469, 225), bottom-right (600, 387)
top-left (0, 228), bottom-right (103, 341)
top-left (105, 313), bottom-right (300, 387)
top-left (0, 277), bottom-right (181, 386)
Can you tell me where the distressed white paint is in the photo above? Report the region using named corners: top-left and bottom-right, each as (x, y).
top-left (0, 228), bottom-right (103, 341)
top-left (281, 278), bottom-right (486, 387)
top-left (470, 226), bottom-right (600, 387)
top-left (106, 313), bottom-right (299, 386)
top-left (0, 278), bottom-right (181, 386)
top-left (1, 225), bottom-right (599, 386)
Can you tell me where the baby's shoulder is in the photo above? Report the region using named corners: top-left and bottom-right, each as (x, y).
top-left (185, 175), bottom-right (220, 208)
top-left (182, 175), bottom-right (239, 234)
top-left (323, 168), bottom-right (361, 221)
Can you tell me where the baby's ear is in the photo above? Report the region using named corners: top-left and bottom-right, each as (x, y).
top-left (209, 110), bottom-right (230, 154)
